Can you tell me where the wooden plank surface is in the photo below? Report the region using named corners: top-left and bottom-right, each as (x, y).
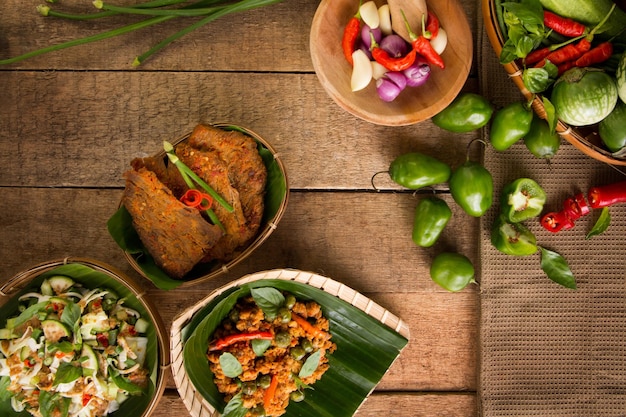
top-left (0, 0), bottom-right (481, 415)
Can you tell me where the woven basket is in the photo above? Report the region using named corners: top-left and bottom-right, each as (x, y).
top-left (0, 258), bottom-right (170, 417)
top-left (170, 268), bottom-right (410, 417)
top-left (121, 123), bottom-right (289, 288)
top-left (482, 0), bottom-right (626, 167)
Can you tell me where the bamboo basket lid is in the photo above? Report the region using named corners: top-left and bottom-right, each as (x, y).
top-left (170, 268), bottom-right (410, 417)
top-left (482, 0), bottom-right (626, 167)
top-left (0, 257), bottom-right (170, 417)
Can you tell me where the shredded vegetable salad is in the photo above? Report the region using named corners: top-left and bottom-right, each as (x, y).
top-left (0, 275), bottom-right (151, 417)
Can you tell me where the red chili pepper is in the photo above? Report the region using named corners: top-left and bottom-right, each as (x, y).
top-left (401, 10), bottom-right (445, 69)
top-left (535, 38), bottom-right (591, 67)
top-left (541, 210), bottom-right (576, 233)
top-left (209, 330), bottom-right (274, 351)
top-left (524, 47), bottom-right (552, 65)
top-left (562, 192), bottom-right (590, 221)
top-left (23, 358), bottom-right (36, 368)
top-left (342, 8), bottom-right (361, 66)
top-left (292, 313), bottom-right (330, 340)
top-left (371, 40), bottom-right (417, 71)
top-left (180, 189), bottom-right (213, 210)
top-left (424, 11), bottom-right (440, 40)
top-left (574, 41), bottom-right (613, 67)
top-left (83, 393), bottom-right (92, 407)
top-left (543, 11), bottom-right (586, 37)
top-left (96, 333), bottom-right (109, 347)
top-left (587, 180), bottom-right (626, 208)
top-left (557, 60), bottom-right (576, 76)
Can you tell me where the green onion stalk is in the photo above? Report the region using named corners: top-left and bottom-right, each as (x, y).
top-left (163, 141), bottom-right (233, 232)
top-left (0, 0), bottom-right (285, 66)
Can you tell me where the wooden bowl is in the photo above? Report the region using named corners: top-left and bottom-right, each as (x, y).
top-left (482, 0), bottom-right (626, 166)
top-left (0, 258), bottom-right (170, 417)
top-left (310, 0), bottom-right (473, 126)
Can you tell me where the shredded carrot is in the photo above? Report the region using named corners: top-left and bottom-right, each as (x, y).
top-left (292, 313), bottom-right (329, 340)
top-left (263, 374), bottom-right (278, 411)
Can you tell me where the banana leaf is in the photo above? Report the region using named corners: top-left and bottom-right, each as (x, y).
top-left (107, 129), bottom-right (288, 291)
top-left (182, 279), bottom-right (409, 417)
top-left (0, 263), bottom-right (162, 417)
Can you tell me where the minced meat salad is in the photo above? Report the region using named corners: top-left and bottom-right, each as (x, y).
top-left (0, 275), bottom-right (151, 417)
top-left (207, 288), bottom-right (337, 417)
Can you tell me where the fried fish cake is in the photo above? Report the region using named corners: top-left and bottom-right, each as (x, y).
top-left (122, 167), bottom-right (223, 279)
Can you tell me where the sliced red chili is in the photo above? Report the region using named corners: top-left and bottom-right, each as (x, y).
top-left (587, 180), bottom-right (626, 208)
top-left (209, 330), bottom-right (274, 351)
top-left (562, 193), bottom-right (590, 221)
top-left (541, 211), bottom-right (575, 233)
top-left (180, 189), bottom-right (203, 208)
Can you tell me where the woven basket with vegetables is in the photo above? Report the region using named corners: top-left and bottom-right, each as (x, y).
top-left (482, 0), bottom-right (626, 166)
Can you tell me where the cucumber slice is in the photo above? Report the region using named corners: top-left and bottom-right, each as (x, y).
top-left (125, 337), bottom-right (148, 366)
top-left (0, 328), bottom-right (17, 340)
top-left (46, 275), bottom-right (75, 295)
top-left (81, 344), bottom-right (98, 376)
top-left (133, 318), bottom-right (150, 334)
top-left (41, 319), bottom-right (71, 343)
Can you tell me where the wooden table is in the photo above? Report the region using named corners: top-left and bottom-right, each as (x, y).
top-left (0, 1), bottom-right (481, 415)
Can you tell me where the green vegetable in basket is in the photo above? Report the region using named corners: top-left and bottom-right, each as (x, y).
top-left (431, 93), bottom-right (494, 133)
top-left (412, 196), bottom-right (452, 247)
top-left (599, 101), bottom-right (626, 153)
top-left (429, 252), bottom-right (475, 292)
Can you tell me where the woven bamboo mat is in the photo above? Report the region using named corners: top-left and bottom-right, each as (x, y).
top-left (477, 10), bottom-right (626, 417)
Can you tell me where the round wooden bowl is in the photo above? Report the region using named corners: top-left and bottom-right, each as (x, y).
top-left (0, 258), bottom-right (170, 417)
top-left (310, 0), bottom-right (473, 126)
top-left (116, 123), bottom-right (289, 289)
top-left (482, 0), bottom-right (626, 166)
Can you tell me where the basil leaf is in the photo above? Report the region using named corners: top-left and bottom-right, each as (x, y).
top-left (586, 207), bottom-right (611, 239)
top-left (0, 377), bottom-right (11, 402)
top-left (60, 301), bottom-right (81, 329)
top-left (53, 362), bottom-right (82, 386)
top-left (542, 96), bottom-right (558, 133)
top-left (500, 41), bottom-right (519, 64)
top-left (502, 0), bottom-right (544, 28)
top-left (523, 68), bottom-right (551, 93)
top-left (251, 338), bottom-right (271, 356)
top-left (223, 392), bottom-right (248, 417)
top-left (39, 390), bottom-right (71, 417)
top-left (220, 352), bottom-right (243, 378)
top-left (539, 247), bottom-right (577, 289)
top-left (299, 350), bottom-right (321, 378)
top-left (251, 287), bottom-right (284, 318)
top-left (49, 341), bottom-right (75, 354)
top-left (109, 366), bottom-right (145, 395)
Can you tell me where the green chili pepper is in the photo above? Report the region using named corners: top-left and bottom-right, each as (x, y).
top-left (449, 160), bottom-right (493, 217)
top-left (491, 214), bottom-right (538, 256)
top-left (524, 114), bottom-right (561, 160)
top-left (489, 102), bottom-right (533, 151)
top-left (412, 197), bottom-right (452, 248)
top-left (431, 93), bottom-right (494, 133)
top-left (388, 152), bottom-right (451, 189)
top-left (429, 252), bottom-right (475, 292)
top-left (500, 178), bottom-right (546, 223)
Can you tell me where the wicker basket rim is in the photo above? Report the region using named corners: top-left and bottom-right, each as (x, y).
top-left (169, 268), bottom-right (410, 417)
top-left (121, 123), bottom-right (290, 288)
top-left (482, 0), bottom-right (626, 167)
top-left (1, 257), bottom-right (170, 417)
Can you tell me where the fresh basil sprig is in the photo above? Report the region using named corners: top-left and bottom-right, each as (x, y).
top-left (251, 287), bottom-right (285, 319)
top-left (499, 0), bottom-right (547, 64)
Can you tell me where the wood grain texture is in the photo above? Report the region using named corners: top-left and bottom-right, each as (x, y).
top-left (0, 0), bottom-right (481, 415)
